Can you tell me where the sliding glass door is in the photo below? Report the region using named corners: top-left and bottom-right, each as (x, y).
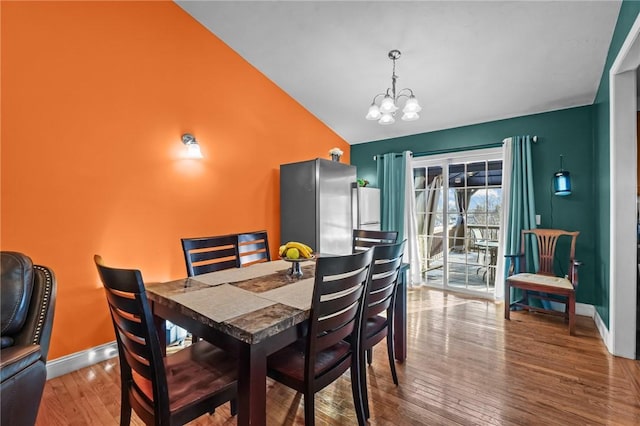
top-left (413, 148), bottom-right (503, 298)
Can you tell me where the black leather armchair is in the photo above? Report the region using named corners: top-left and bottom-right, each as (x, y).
top-left (1, 252), bottom-right (56, 426)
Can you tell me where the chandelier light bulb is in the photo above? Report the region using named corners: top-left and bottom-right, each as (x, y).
top-left (378, 113), bottom-right (395, 125)
top-left (401, 111), bottom-right (420, 121)
top-left (365, 104), bottom-right (382, 120)
top-left (402, 96), bottom-right (422, 114)
top-left (365, 49), bottom-right (420, 125)
top-left (379, 95), bottom-right (398, 114)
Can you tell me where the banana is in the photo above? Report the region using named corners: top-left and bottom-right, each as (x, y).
top-left (279, 245), bottom-right (287, 256)
top-left (287, 242), bottom-right (311, 258)
top-left (294, 241), bottom-right (312, 254)
top-left (283, 241), bottom-right (313, 258)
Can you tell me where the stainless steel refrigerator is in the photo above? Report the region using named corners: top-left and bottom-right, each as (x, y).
top-left (280, 158), bottom-right (356, 255)
top-left (352, 186), bottom-right (381, 231)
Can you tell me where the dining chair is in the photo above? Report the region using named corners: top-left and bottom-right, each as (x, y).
top-left (468, 227), bottom-right (487, 262)
top-left (237, 230), bottom-right (271, 267)
top-left (505, 229), bottom-right (581, 335)
top-left (181, 234), bottom-right (240, 277)
top-left (94, 255), bottom-right (238, 425)
top-left (357, 240), bottom-right (406, 419)
top-left (352, 229), bottom-right (398, 253)
top-left (266, 249), bottom-right (374, 426)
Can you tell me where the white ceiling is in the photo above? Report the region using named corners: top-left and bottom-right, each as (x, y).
top-left (176, 1), bottom-right (621, 145)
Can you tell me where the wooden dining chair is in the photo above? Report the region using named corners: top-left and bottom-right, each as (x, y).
top-left (357, 240), bottom-right (406, 419)
top-left (181, 234), bottom-right (241, 343)
top-left (505, 229), bottom-right (581, 335)
top-left (237, 230), bottom-right (271, 267)
top-left (94, 255), bottom-right (238, 425)
top-left (352, 229), bottom-right (399, 253)
top-left (181, 234), bottom-right (240, 277)
top-left (266, 249), bottom-right (374, 426)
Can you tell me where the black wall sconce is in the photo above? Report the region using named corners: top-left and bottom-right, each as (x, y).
top-left (553, 155), bottom-right (571, 196)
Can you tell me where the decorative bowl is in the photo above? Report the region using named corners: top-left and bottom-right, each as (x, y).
top-left (280, 255), bottom-right (315, 278)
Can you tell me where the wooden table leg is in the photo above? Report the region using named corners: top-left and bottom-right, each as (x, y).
top-left (393, 264), bottom-right (408, 362)
top-left (504, 282), bottom-right (511, 320)
top-left (152, 307), bottom-right (167, 356)
top-left (237, 343), bottom-right (267, 426)
top-left (568, 292), bottom-right (576, 336)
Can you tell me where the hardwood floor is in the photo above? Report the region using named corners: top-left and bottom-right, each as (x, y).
top-left (36, 288), bottom-right (640, 425)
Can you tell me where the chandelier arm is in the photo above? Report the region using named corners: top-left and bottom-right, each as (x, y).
top-left (370, 92), bottom-right (388, 104)
top-left (397, 88), bottom-right (415, 99)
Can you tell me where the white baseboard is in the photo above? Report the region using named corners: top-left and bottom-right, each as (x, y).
top-left (576, 303), bottom-right (613, 352)
top-left (593, 308), bottom-right (613, 353)
top-left (576, 302), bottom-right (594, 317)
top-left (46, 341), bottom-right (118, 380)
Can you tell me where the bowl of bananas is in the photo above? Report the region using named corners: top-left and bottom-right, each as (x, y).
top-left (279, 241), bottom-right (315, 278)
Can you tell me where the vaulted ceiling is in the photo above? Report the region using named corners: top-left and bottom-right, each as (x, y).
top-left (176, 1), bottom-right (622, 144)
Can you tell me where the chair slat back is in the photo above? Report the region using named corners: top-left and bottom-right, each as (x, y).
top-left (521, 229), bottom-right (579, 276)
top-left (365, 241), bottom-right (406, 319)
top-left (307, 250), bottom-right (374, 374)
top-left (94, 255), bottom-right (169, 419)
top-left (181, 234), bottom-right (240, 276)
top-left (238, 231), bottom-right (271, 267)
top-left (353, 229), bottom-right (398, 253)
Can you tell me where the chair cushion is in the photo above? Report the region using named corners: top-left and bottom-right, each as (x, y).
top-left (1, 252), bottom-right (34, 337)
top-left (267, 338), bottom-right (351, 382)
top-left (0, 345), bottom-right (42, 382)
top-left (365, 315), bottom-right (388, 339)
top-left (1, 337), bottom-right (14, 349)
top-left (132, 341), bottom-right (237, 413)
top-left (507, 273), bottom-right (574, 290)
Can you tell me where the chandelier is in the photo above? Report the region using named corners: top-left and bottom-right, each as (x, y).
top-left (365, 49), bottom-right (421, 125)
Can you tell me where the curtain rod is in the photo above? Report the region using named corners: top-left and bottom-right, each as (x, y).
top-left (372, 136), bottom-right (537, 160)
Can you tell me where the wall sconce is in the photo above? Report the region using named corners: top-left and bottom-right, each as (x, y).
top-left (181, 133), bottom-right (203, 159)
top-left (553, 155), bottom-right (571, 196)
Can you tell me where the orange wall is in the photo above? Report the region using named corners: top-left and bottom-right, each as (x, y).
top-left (1, 1), bottom-right (349, 360)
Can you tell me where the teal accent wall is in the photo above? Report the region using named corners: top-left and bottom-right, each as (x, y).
top-left (593, 1), bottom-right (640, 327)
top-left (352, 1), bottom-right (640, 324)
top-left (351, 106), bottom-right (598, 305)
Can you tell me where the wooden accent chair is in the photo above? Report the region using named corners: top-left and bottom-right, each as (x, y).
top-left (94, 255), bottom-right (238, 425)
top-left (237, 230), bottom-right (271, 267)
top-left (505, 229), bottom-right (581, 335)
top-left (352, 229), bottom-right (398, 253)
top-left (181, 234), bottom-right (240, 277)
top-left (358, 240), bottom-right (406, 419)
top-left (266, 249), bottom-right (374, 426)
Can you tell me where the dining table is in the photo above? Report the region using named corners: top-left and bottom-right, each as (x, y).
top-left (146, 258), bottom-right (408, 426)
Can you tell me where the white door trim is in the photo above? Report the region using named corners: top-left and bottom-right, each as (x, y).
top-left (609, 14), bottom-right (639, 359)
top-left (412, 147), bottom-right (503, 298)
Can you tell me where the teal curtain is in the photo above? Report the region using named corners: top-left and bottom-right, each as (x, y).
top-left (377, 151), bottom-right (422, 287)
top-left (377, 152), bottom-right (408, 242)
top-left (504, 135), bottom-right (538, 303)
